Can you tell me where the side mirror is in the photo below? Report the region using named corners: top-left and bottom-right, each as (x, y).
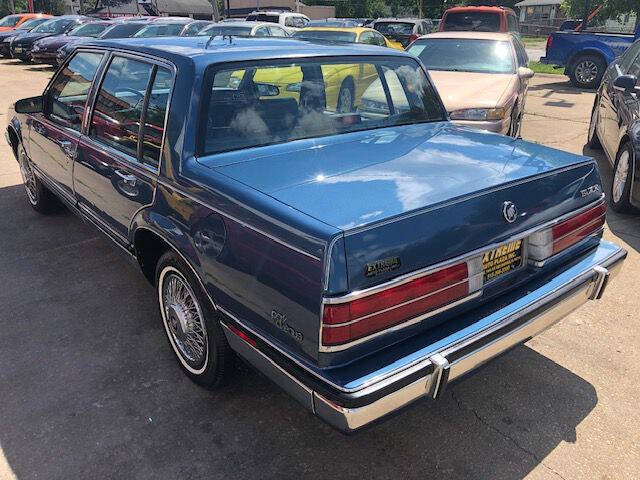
top-left (14, 96), bottom-right (43, 114)
top-left (255, 83), bottom-right (280, 97)
top-left (613, 74), bottom-right (638, 93)
top-left (518, 66), bottom-right (535, 79)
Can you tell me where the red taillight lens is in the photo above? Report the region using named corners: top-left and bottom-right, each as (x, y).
top-left (546, 34), bottom-right (553, 51)
top-left (529, 201), bottom-right (606, 263)
top-left (409, 33), bottom-right (419, 44)
top-left (322, 259), bottom-right (483, 348)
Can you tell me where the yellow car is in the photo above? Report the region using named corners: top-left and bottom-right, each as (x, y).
top-left (292, 26), bottom-right (404, 50)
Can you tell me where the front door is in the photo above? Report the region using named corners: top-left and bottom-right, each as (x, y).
top-left (74, 54), bottom-right (174, 243)
top-left (28, 51), bottom-right (104, 201)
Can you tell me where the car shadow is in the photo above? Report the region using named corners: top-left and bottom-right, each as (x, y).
top-left (0, 182), bottom-right (599, 479)
top-left (528, 79), bottom-right (594, 95)
top-left (584, 144), bottom-right (640, 253)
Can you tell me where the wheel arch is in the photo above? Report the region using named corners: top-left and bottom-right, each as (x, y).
top-left (622, 124), bottom-right (640, 206)
top-left (567, 47), bottom-right (610, 71)
top-left (6, 123), bottom-right (21, 160)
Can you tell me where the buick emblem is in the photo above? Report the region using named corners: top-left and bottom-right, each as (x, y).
top-left (502, 201), bottom-right (518, 223)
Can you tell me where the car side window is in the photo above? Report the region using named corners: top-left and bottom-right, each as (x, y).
top-left (619, 41), bottom-right (640, 74)
top-left (90, 56), bottom-right (154, 161)
top-left (372, 31), bottom-right (386, 46)
top-left (514, 40), bottom-right (528, 67)
top-left (254, 26), bottom-right (270, 37)
top-left (45, 51), bottom-right (104, 132)
top-left (359, 31), bottom-right (376, 45)
top-left (284, 16), bottom-right (295, 27)
top-left (269, 26), bottom-right (286, 37)
top-left (141, 66), bottom-right (173, 166)
top-left (507, 14), bottom-right (518, 32)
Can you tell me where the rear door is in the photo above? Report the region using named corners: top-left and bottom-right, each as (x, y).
top-left (28, 50), bottom-right (104, 202)
top-left (74, 53), bottom-right (174, 244)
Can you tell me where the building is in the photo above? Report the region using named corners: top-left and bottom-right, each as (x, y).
top-left (219, 0), bottom-right (335, 20)
top-left (65, 0), bottom-right (214, 19)
top-left (514, 0), bottom-right (564, 24)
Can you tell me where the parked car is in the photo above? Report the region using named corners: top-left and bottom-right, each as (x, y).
top-left (31, 21), bottom-right (113, 65)
top-left (541, 22), bottom-right (640, 88)
top-left (131, 19), bottom-right (194, 38)
top-left (197, 21), bottom-right (288, 38)
top-left (588, 40), bottom-right (640, 212)
top-left (0, 13), bottom-right (49, 32)
top-left (245, 10), bottom-right (309, 33)
top-left (292, 26), bottom-right (403, 49)
top-left (370, 18), bottom-right (433, 48)
top-left (439, 6), bottom-right (519, 34)
top-left (306, 19), bottom-right (359, 27)
top-left (180, 20), bottom-right (213, 36)
top-left (10, 15), bottom-right (88, 62)
top-left (0, 16), bottom-right (51, 57)
top-left (56, 21), bottom-right (149, 65)
top-left (407, 32), bottom-right (533, 136)
top-left (5, 36), bottom-right (626, 433)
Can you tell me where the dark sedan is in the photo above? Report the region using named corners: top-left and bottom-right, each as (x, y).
top-left (10, 15), bottom-right (88, 62)
top-left (0, 16), bottom-right (51, 57)
top-left (588, 39), bottom-right (640, 212)
top-left (56, 21), bottom-right (148, 65)
top-left (31, 21), bottom-right (113, 65)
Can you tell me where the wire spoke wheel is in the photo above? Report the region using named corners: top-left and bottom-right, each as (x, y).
top-left (160, 268), bottom-right (208, 372)
top-left (18, 150), bottom-right (38, 205)
top-left (612, 150), bottom-right (629, 204)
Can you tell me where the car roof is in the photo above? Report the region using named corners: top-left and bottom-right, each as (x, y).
top-left (298, 27), bottom-right (372, 34)
top-left (373, 18), bottom-right (422, 24)
top-left (83, 36), bottom-right (409, 68)
top-left (205, 21), bottom-right (274, 28)
top-left (444, 6), bottom-right (515, 14)
top-left (420, 31), bottom-right (513, 41)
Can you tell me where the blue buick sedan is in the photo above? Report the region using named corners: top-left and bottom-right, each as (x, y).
top-left (5, 36), bottom-right (626, 432)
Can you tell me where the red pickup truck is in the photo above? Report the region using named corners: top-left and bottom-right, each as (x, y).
top-left (439, 6), bottom-right (520, 33)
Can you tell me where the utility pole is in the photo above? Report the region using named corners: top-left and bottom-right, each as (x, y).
top-left (418, 0), bottom-right (423, 19)
top-left (211, 0), bottom-right (219, 21)
top-left (9, 0), bottom-right (15, 13)
top-left (226, 0), bottom-right (230, 18)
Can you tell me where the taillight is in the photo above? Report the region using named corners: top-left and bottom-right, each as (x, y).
top-left (529, 201), bottom-right (606, 264)
top-left (546, 34), bottom-right (553, 52)
top-left (321, 258), bottom-right (483, 349)
top-left (409, 33), bottom-right (420, 44)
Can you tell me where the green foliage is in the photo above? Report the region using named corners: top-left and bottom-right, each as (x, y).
top-left (561, 0), bottom-right (637, 19)
top-left (0, 0), bottom-right (27, 16)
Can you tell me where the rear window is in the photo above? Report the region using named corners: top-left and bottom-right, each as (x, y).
top-left (374, 22), bottom-right (414, 35)
top-left (292, 30), bottom-right (357, 42)
top-left (133, 23), bottom-right (185, 38)
top-left (441, 12), bottom-right (501, 32)
top-left (246, 14), bottom-right (279, 24)
top-left (197, 25), bottom-right (253, 36)
top-left (68, 23), bottom-right (109, 37)
top-left (200, 57), bottom-right (444, 155)
top-left (408, 38), bottom-right (514, 74)
top-left (0, 15), bottom-right (21, 27)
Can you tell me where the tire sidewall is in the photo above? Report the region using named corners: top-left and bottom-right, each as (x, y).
top-left (610, 142), bottom-right (634, 212)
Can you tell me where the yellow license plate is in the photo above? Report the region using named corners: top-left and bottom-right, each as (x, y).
top-left (482, 239), bottom-right (523, 282)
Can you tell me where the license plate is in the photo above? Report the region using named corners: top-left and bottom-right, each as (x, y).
top-left (482, 239), bottom-right (524, 282)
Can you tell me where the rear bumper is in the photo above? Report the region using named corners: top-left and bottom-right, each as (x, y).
top-left (222, 241), bottom-right (626, 432)
top-left (30, 52), bottom-right (57, 64)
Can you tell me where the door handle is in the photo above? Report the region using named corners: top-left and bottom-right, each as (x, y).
top-left (114, 169), bottom-right (137, 186)
top-left (57, 139), bottom-right (76, 159)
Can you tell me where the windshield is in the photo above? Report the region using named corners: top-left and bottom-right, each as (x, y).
top-left (99, 23), bottom-right (143, 38)
top-left (408, 38), bottom-right (514, 74)
top-left (374, 22), bottom-right (414, 35)
top-left (32, 18), bottom-right (73, 34)
top-left (182, 22), bottom-right (208, 36)
top-left (442, 12), bottom-right (501, 32)
top-left (246, 14), bottom-right (278, 24)
top-left (293, 30), bottom-right (357, 42)
top-left (0, 15), bottom-right (21, 27)
top-left (200, 57), bottom-right (444, 155)
top-left (69, 23), bottom-right (109, 37)
top-left (197, 25), bottom-right (253, 36)
top-left (17, 18), bottom-right (48, 30)
top-left (133, 23), bottom-right (185, 38)
top-left (307, 20), bottom-right (357, 27)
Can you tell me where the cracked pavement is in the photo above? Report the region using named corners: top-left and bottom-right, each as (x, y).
top-left (0, 64), bottom-right (639, 479)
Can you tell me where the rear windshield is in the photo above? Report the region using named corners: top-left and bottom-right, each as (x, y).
top-left (17, 18), bottom-right (48, 30)
top-left (0, 15), bottom-right (21, 27)
top-left (133, 23), bottom-right (184, 38)
top-left (200, 57), bottom-right (445, 155)
top-left (408, 38), bottom-right (514, 73)
top-left (374, 22), bottom-right (414, 35)
top-left (246, 14), bottom-right (279, 24)
top-left (32, 18), bottom-right (72, 34)
top-left (197, 25), bottom-right (253, 36)
top-left (68, 23), bottom-right (109, 37)
top-left (99, 23), bottom-right (145, 38)
top-left (441, 12), bottom-right (501, 32)
top-left (292, 30), bottom-right (357, 42)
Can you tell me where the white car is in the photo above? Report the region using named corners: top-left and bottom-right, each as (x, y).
top-left (245, 10), bottom-right (309, 34)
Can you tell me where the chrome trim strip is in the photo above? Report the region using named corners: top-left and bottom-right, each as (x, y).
top-left (342, 161), bottom-right (599, 236)
top-left (78, 203), bottom-right (129, 245)
top-left (322, 277), bottom-right (475, 327)
top-left (154, 177), bottom-right (323, 261)
top-left (319, 291), bottom-right (483, 353)
top-left (324, 196), bottom-right (605, 305)
top-left (323, 234), bottom-right (344, 291)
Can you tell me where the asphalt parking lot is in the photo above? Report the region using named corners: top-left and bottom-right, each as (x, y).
top-left (1, 60), bottom-right (639, 480)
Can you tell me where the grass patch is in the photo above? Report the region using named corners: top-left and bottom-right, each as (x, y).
top-left (530, 61), bottom-right (564, 75)
top-left (521, 35), bottom-right (546, 46)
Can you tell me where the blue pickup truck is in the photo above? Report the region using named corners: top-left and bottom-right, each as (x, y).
top-left (541, 23), bottom-right (640, 88)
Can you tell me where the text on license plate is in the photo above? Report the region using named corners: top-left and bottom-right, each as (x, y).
top-left (482, 239), bottom-right (523, 282)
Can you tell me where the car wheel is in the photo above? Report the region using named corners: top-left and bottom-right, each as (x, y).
top-left (610, 142), bottom-right (636, 213)
top-left (569, 54), bottom-right (605, 89)
top-left (337, 79), bottom-right (355, 113)
top-left (17, 146), bottom-right (61, 213)
top-left (156, 250), bottom-right (233, 389)
top-left (587, 102), bottom-right (602, 149)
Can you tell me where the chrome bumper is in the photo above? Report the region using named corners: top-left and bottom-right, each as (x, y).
top-left (222, 241), bottom-right (626, 433)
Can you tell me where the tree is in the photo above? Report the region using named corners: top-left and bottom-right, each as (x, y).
top-left (561, 0), bottom-right (637, 20)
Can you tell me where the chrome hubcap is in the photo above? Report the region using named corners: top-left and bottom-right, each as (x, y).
top-left (338, 87), bottom-right (352, 113)
top-left (18, 151), bottom-right (37, 205)
top-left (161, 271), bottom-right (207, 369)
top-left (575, 61), bottom-right (598, 85)
top-left (613, 150), bottom-right (629, 203)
